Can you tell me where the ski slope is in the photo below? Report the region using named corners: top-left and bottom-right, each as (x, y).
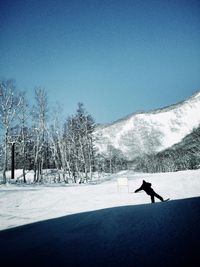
top-left (0, 169), bottom-right (200, 230)
top-left (0, 169), bottom-right (200, 267)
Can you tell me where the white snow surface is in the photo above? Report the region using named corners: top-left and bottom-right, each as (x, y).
top-left (0, 169), bottom-right (200, 231)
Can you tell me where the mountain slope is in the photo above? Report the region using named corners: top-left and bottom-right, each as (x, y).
top-left (94, 90), bottom-right (200, 160)
top-left (136, 124), bottom-right (200, 172)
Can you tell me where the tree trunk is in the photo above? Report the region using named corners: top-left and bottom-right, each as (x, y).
top-left (2, 130), bottom-right (8, 184)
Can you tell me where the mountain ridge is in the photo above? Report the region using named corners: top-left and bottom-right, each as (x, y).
top-left (97, 89), bottom-right (200, 129)
top-left (94, 90), bottom-right (200, 160)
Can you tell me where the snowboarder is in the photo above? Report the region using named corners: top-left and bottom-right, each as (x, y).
top-left (134, 180), bottom-right (165, 203)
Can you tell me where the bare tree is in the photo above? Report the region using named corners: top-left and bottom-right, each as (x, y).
top-left (48, 105), bottom-right (72, 183)
top-left (0, 80), bottom-right (21, 183)
top-left (64, 115), bottom-right (81, 183)
top-left (17, 91), bottom-right (30, 183)
top-left (32, 88), bottom-right (48, 183)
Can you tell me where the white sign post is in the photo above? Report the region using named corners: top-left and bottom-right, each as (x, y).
top-left (117, 178), bottom-right (129, 193)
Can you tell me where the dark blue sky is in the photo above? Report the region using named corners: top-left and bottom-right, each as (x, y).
top-left (0, 0), bottom-right (200, 123)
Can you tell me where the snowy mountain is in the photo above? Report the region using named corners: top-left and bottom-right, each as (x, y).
top-left (94, 90), bottom-right (200, 160)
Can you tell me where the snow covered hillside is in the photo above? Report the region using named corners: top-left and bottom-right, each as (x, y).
top-left (0, 169), bottom-right (200, 230)
top-left (0, 170), bottom-right (200, 267)
top-left (94, 90), bottom-right (200, 159)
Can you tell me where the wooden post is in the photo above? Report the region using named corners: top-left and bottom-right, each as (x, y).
top-left (11, 142), bottom-right (15, 179)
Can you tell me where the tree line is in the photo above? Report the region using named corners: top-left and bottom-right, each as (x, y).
top-left (134, 125), bottom-right (200, 173)
top-left (0, 80), bottom-right (126, 184)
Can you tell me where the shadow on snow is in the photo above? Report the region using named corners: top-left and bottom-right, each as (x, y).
top-left (0, 197), bottom-right (200, 267)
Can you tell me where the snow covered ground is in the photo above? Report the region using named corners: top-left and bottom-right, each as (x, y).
top-left (0, 169), bottom-right (200, 230)
top-left (0, 169), bottom-right (200, 267)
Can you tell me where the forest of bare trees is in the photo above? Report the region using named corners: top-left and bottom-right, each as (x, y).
top-left (0, 80), bottom-right (125, 184)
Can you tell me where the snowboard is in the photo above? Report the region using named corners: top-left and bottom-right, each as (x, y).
top-left (163, 198), bottom-right (170, 202)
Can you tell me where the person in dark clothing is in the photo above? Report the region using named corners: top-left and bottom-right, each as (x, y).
top-left (134, 180), bottom-right (164, 203)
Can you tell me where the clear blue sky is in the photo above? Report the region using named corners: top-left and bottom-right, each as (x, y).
top-left (0, 0), bottom-right (200, 123)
